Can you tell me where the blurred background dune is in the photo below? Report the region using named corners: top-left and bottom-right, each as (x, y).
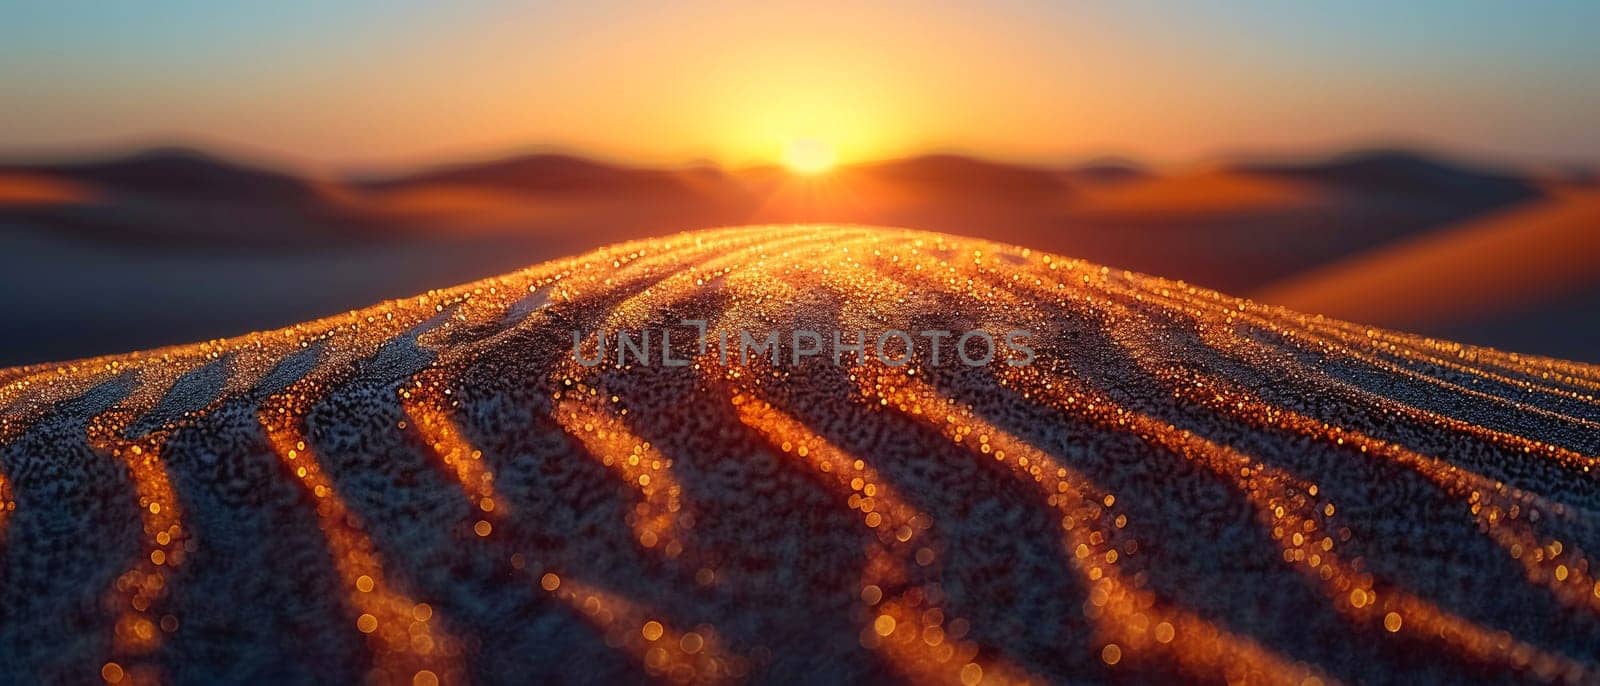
top-left (0, 144), bottom-right (1596, 365)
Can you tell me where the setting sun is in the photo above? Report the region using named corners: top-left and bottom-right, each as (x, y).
top-left (783, 138), bottom-right (837, 175)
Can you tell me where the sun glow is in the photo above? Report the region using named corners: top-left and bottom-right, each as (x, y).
top-left (783, 138), bottom-right (837, 175)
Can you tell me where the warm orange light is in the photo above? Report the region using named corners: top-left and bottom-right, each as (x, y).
top-left (783, 138), bottom-right (836, 175)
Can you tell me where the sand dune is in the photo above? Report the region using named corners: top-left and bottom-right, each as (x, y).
top-left (361, 153), bottom-right (715, 200)
top-left (0, 147), bottom-right (1587, 365)
top-left (0, 147), bottom-right (334, 208)
top-left (2, 225), bottom-right (1598, 684)
top-left (1254, 189), bottom-right (1600, 353)
top-left (1229, 148), bottom-right (1543, 209)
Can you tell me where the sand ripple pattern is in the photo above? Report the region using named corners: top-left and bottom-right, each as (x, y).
top-left (1, 225), bottom-right (1598, 685)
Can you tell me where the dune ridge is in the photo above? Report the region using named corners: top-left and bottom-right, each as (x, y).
top-left (2, 225), bottom-right (1599, 685)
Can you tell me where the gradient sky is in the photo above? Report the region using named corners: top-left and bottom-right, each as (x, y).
top-left (3, 1), bottom-right (1598, 169)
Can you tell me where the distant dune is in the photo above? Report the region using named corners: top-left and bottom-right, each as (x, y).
top-left (0, 146), bottom-right (1590, 365)
top-left (1229, 148), bottom-right (1544, 210)
top-left (849, 154), bottom-right (1071, 196)
top-left (0, 148), bottom-right (371, 247)
top-left (361, 153), bottom-right (709, 199)
top-left (1, 147), bottom-right (328, 206)
top-left (1256, 189), bottom-right (1600, 354)
top-left (3, 225), bottom-right (1598, 684)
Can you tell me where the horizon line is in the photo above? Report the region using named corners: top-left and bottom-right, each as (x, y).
top-left (2, 137), bottom-right (1594, 179)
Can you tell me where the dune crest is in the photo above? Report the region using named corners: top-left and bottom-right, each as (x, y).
top-left (2, 225), bottom-right (1599, 685)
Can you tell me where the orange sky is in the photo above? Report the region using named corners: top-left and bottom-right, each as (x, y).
top-left (3, 2), bottom-right (1598, 169)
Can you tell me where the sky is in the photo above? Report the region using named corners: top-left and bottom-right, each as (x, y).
top-left (2, 1), bottom-right (1598, 170)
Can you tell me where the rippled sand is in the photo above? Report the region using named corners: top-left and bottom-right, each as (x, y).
top-left (2, 224), bottom-right (1598, 685)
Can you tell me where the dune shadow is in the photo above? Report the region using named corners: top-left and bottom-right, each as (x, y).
top-left (1039, 284), bottom-right (1600, 673)
top-left (278, 243), bottom-right (799, 682)
top-left (1242, 322), bottom-right (1600, 456)
top-left (297, 314), bottom-right (645, 684)
top-left (733, 357), bottom-right (1126, 681)
top-left (1116, 281), bottom-right (1600, 533)
top-left (587, 361), bottom-right (887, 682)
top-left (878, 303), bottom-right (1398, 683)
top-left (0, 375), bottom-right (141, 684)
top-left (150, 395), bottom-right (371, 684)
top-left (454, 278), bottom-right (884, 682)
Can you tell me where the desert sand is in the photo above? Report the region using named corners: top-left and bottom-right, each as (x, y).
top-left (2, 225), bottom-right (1599, 685)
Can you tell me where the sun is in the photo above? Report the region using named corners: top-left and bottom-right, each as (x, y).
top-left (782, 138), bottom-right (837, 175)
